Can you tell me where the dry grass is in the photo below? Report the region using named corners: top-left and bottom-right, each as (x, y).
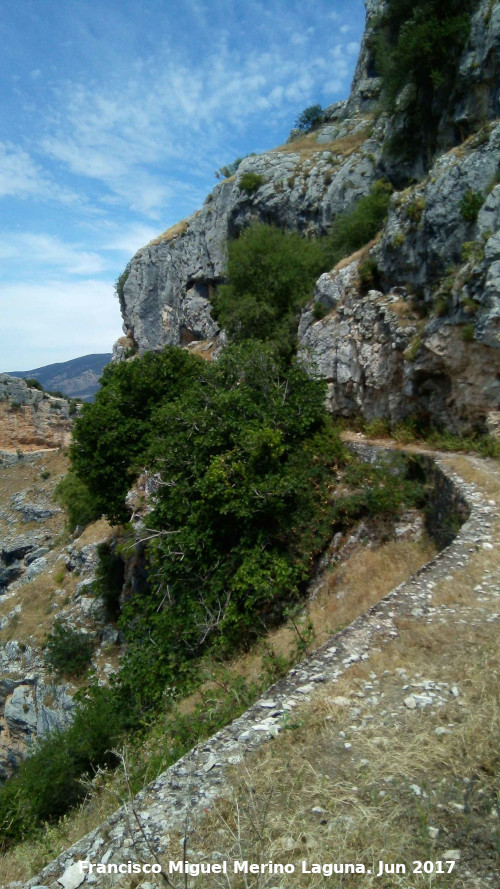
top-left (147, 218), bottom-right (189, 247)
top-left (273, 128), bottom-right (370, 162)
top-left (162, 535), bottom-right (499, 888)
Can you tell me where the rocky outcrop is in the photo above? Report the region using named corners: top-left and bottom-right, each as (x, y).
top-left (299, 125), bottom-right (500, 432)
top-left (115, 0), bottom-right (500, 430)
top-left (0, 658), bottom-right (75, 781)
top-left (0, 375), bottom-right (72, 451)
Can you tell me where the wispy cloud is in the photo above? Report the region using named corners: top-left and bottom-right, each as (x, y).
top-left (0, 232), bottom-right (106, 276)
top-left (0, 142), bottom-right (82, 207)
top-left (40, 34), bottom-right (359, 217)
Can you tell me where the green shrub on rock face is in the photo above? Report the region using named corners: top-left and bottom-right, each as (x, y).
top-left (212, 223), bottom-right (326, 350)
top-left (44, 620), bottom-right (94, 677)
top-left (459, 190), bottom-right (484, 223)
top-left (238, 171), bottom-right (265, 195)
top-left (374, 0), bottom-right (476, 158)
top-left (322, 180), bottom-right (392, 267)
top-left (294, 103), bottom-right (324, 132)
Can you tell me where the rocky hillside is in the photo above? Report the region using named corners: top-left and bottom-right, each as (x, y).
top-left (115, 0), bottom-right (500, 433)
top-left (8, 354), bottom-right (112, 402)
top-left (0, 376), bottom-right (72, 451)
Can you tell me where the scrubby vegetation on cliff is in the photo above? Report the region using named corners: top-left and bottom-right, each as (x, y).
top-left (374, 0), bottom-right (477, 156)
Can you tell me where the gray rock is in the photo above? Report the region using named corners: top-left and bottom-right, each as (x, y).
top-left (25, 556), bottom-right (48, 579)
top-left (24, 546), bottom-right (50, 565)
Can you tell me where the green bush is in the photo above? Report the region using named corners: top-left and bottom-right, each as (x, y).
top-left (322, 180), bottom-right (392, 267)
top-left (374, 0), bottom-right (476, 158)
top-left (295, 104), bottom-right (323, 132)
top-left (24, 378), bottom-right (43, 391)
top-left (459, 190), bottom-right (484, 223)
top-left (212, 223), bottom-right (326, 350)
top-left (70, 348), bottom-right (201, 523)
top-left (0, 687), bottom-right (128, 849)
top-left (238, 172), bottom-right (265, 195)
top-left (116, 342), bottom-right (347, 710)
top-left (54, 469), bottom-right (101, 531)
top-left (43, 620), bottom-right (94, 677)
top-left (461, 322), bottom-right (475, 342)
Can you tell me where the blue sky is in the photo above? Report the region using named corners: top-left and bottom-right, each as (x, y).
top-left (0, 0), bottom-right (365, 371)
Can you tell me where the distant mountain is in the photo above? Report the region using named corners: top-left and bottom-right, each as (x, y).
top-left (8, 353), bottom-right (112, 401)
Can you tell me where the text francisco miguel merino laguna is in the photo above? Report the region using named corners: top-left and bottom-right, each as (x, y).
top-left (79, 859), bottom-right (457, 877)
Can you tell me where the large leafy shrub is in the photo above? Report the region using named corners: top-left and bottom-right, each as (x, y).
top-left (116, 342), bottom-right (346, 710)
top-left (70, 347), bottom-right (201, 523)
top-left (212, 223), bottom-right (326, 351)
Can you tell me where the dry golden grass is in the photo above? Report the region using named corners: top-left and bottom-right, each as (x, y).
top-left (147, 218), bottom-right (189, 247)
top-left (163, 537), bottom-right (499, 888)
top-left (273, 128), bottom-right (370, 161)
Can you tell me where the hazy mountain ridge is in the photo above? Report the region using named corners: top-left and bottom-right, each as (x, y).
top-left (8, 354), bottom-right (111, 402)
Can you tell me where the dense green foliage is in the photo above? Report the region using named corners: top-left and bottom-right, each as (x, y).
top-left (374, 0), bottom-right (476, 157)
top-left (116, 343), bottom-right (346, 710)
top-left (43, 620), bottom-right (94, 677)
top-left (0, 687), bottom-right (128, 848)
top-left (294, 104), bottom-right (324, 132)
top-left (322, 180), bottom-right (392, 266)
top-left (212, 223), bottom-right (326, 351)
top-left (70, 348), bottom-right (200, 523)
top-left (54, 469), bottom-right (101, 531)
top-left (238, 172), bottom-right (265, 194)
top-left (459, 189), bottom-right (484, 223)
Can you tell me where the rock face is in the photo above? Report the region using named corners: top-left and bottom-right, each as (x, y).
top-left (0, 375), bottom-right (72, 450)
top-left (115, 0), bottom-right (500, 432)
top-left (0, 661), bottom-right (75, 781)
top-left (299, 126), bottom-right (500, 432)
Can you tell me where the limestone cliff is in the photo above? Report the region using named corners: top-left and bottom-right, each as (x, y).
top-left (0, 375), bottom-right (72, 451)
top-left (115, 0), bottom-right (500, 432)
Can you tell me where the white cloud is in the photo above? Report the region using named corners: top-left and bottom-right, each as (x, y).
top-left (0, 142), bottom-right (82, 207)
top-left (0, 279), bottom-right (122, 370)
top-left (102, 223), bottom-right (161, 255)
top-left (39, 35), bottom-right (358, 218)
top-left (0, 233), bottom-right (106, 275)
top-left (0, 143), bottom-right (49, 199)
